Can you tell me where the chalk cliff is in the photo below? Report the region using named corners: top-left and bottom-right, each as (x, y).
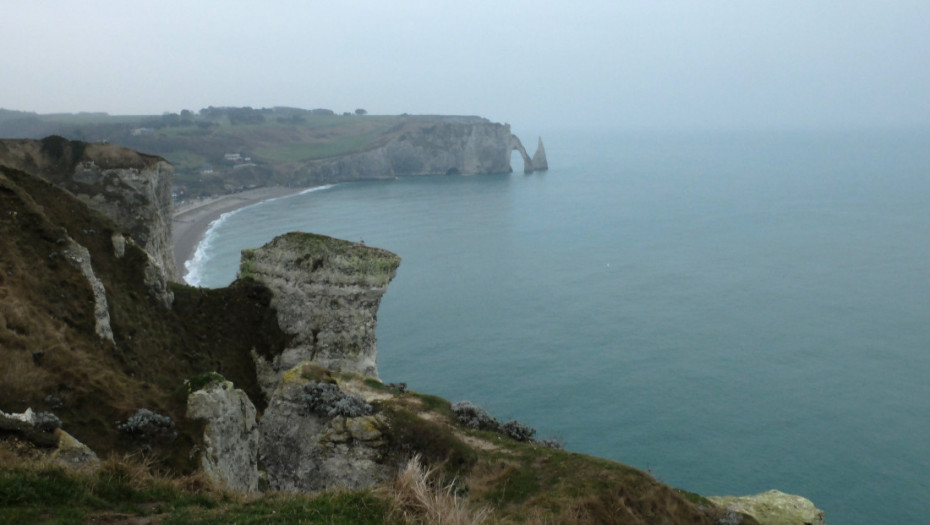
top-left (1, 138), bottom-right (822, 524)
top-left (293, 116), bottom-right (547, 184)
top-left (0, 136), bottom-right (179, 283)
top-left (531, 136), bottom-right (549, 171)
top-left (510, 133), bottom-right (549, 173)
top-left (240, 232), bottom-right (401, 393)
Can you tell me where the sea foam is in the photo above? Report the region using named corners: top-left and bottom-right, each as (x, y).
top-left (183, 185), bottom-right (334, 286)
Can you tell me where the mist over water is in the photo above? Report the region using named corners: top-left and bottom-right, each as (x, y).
top-left (190, 129), bottom-right (930, 524)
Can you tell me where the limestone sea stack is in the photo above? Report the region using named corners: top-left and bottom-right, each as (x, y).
top-left (240, 233), bottom-right (401, 393)
top-left (531, 137), bottom-right (549, 171)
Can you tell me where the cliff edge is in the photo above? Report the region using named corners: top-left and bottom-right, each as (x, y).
top-left (293, 116), bottom-right (548, 184)
top-left (0, 136), bottom-right (179, 282)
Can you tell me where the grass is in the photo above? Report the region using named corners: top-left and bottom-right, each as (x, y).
top-left (0, 458), bottom-right (395, 525)
top-left (163, 491), bottom-right (395, 524)
top-left (185, 372), bottom-right (227, 393)
top-left (389, 455), bottom-right (492, 525)
top-left (377, 406), bottom-right (479, 478)
top-left (254, 130), bottom-right (387, 162)
top-left (0, 455), bottom-right (214, 524)
top-left (242, 232), bottom-right (402, 287)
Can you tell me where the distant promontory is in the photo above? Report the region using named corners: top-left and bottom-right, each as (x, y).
top-left (0, 107), bottom-right (548, 200)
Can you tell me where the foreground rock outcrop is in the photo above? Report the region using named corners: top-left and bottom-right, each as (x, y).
top-left (0, 408), bottom-right (98, 467)
top-left (710, 490), bottom-right (825, 525)
top-left (258, 363), bottom-right (390, 492)
top-left (241, 232), bottom-right (401, 390)
top-left (186, 379), bottom-right (260, 492)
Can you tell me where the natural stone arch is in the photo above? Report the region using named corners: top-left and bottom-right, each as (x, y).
top-left (510, 135), bottom-right (548, 173)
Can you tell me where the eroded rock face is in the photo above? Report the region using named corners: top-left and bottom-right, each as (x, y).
top-left (709, 490), bottom-right (825, 525)
top-left (63, 238), bottom-right (114, 344)
top-left (258, 363), bottom-right (390, 493)
top-left (0, 137), bottom-right (179, 283)
top-left (510, 134), bottom-right (549, 173)
top-left (241, 232), bottom-right (401, 388)
top-left (531, 137), bottom-right (549, 171)
top-left (296, 117), bottom-right (527, 183)
top-left (186, 381), bottom-right (260, 492)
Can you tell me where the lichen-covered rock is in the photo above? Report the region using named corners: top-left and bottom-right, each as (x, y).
top-left (51, 429), bottom-right (99, 468)
top-left (709, 490), bottom-right (825, 525)
top-left (0, 408), bottom-right (61, 447)
top-left (241, 232), bottom-right (400, 387)
top-left (0, 408), bottom-right (98, 468)
top-left (186, 380), bottom-right (259, 492)
top-left (258, 362), bottom-right (389, 493)
top-left (301, 381), bottom-right (373, 418)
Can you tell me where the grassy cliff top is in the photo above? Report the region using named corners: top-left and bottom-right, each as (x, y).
top-left (240, 232), bottom-right (402, 286)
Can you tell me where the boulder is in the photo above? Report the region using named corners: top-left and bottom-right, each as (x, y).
top-left (709, 490), bottom-right (825, 525)
top-left (186, 380), bottom-right (260, 492)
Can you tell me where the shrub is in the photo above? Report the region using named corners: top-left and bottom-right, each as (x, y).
top-left (378, 408), bottom-right (477, 476)
top-left (301, 381), bottom-right (372, 418)
top-left (184, 372), bottom-right (226, 393)
top-left (390, 455), bottom-right (491, 524)
top-left (535, 437), bottom-right (564, 450)
top-left (117, 409), bottom-right (177, 445)
top-left (501, 420), bottom-right (536, 442)
top-left (32, 411), bottom-right (61, 433)
top-left (450, 401), bottom-right (499, 431)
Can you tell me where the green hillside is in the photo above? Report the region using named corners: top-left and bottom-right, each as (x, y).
top-left (0, 107), bottom-right (406, 198)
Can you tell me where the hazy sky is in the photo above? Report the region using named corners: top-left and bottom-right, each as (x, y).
top-left (3, 1), bottom-right (929, 131)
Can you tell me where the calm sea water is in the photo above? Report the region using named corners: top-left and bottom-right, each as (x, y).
top-left (187, 129), bottom-right (930, 524)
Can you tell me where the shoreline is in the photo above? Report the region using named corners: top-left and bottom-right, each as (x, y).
top-left (171, 186), bottom-right (309, 281)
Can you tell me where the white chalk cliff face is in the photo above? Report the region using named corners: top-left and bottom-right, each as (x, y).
top-left (293, 116), bottom-right (547, 184)
top-left (0, 137), bottom-right (179, 283)
top-left (240, 232), bottom-right (401, 395)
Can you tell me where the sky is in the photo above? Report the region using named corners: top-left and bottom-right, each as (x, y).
top-left (3, 1), bottom-right (929, 132)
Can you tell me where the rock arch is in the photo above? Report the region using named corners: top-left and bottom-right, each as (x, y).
top-left (510, 135), bottom-right (548, 173)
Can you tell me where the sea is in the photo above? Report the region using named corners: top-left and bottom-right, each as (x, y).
top-left (185, 128), bottom-right (930, 524)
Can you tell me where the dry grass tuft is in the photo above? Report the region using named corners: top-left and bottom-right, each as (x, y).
top-left (0, 351), bottom-right (56, 405)
top-left (389, 455), bottom-right (493, 525)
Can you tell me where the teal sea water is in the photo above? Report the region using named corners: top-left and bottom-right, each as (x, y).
top-left (187, 129), bottom-right (930, 524)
